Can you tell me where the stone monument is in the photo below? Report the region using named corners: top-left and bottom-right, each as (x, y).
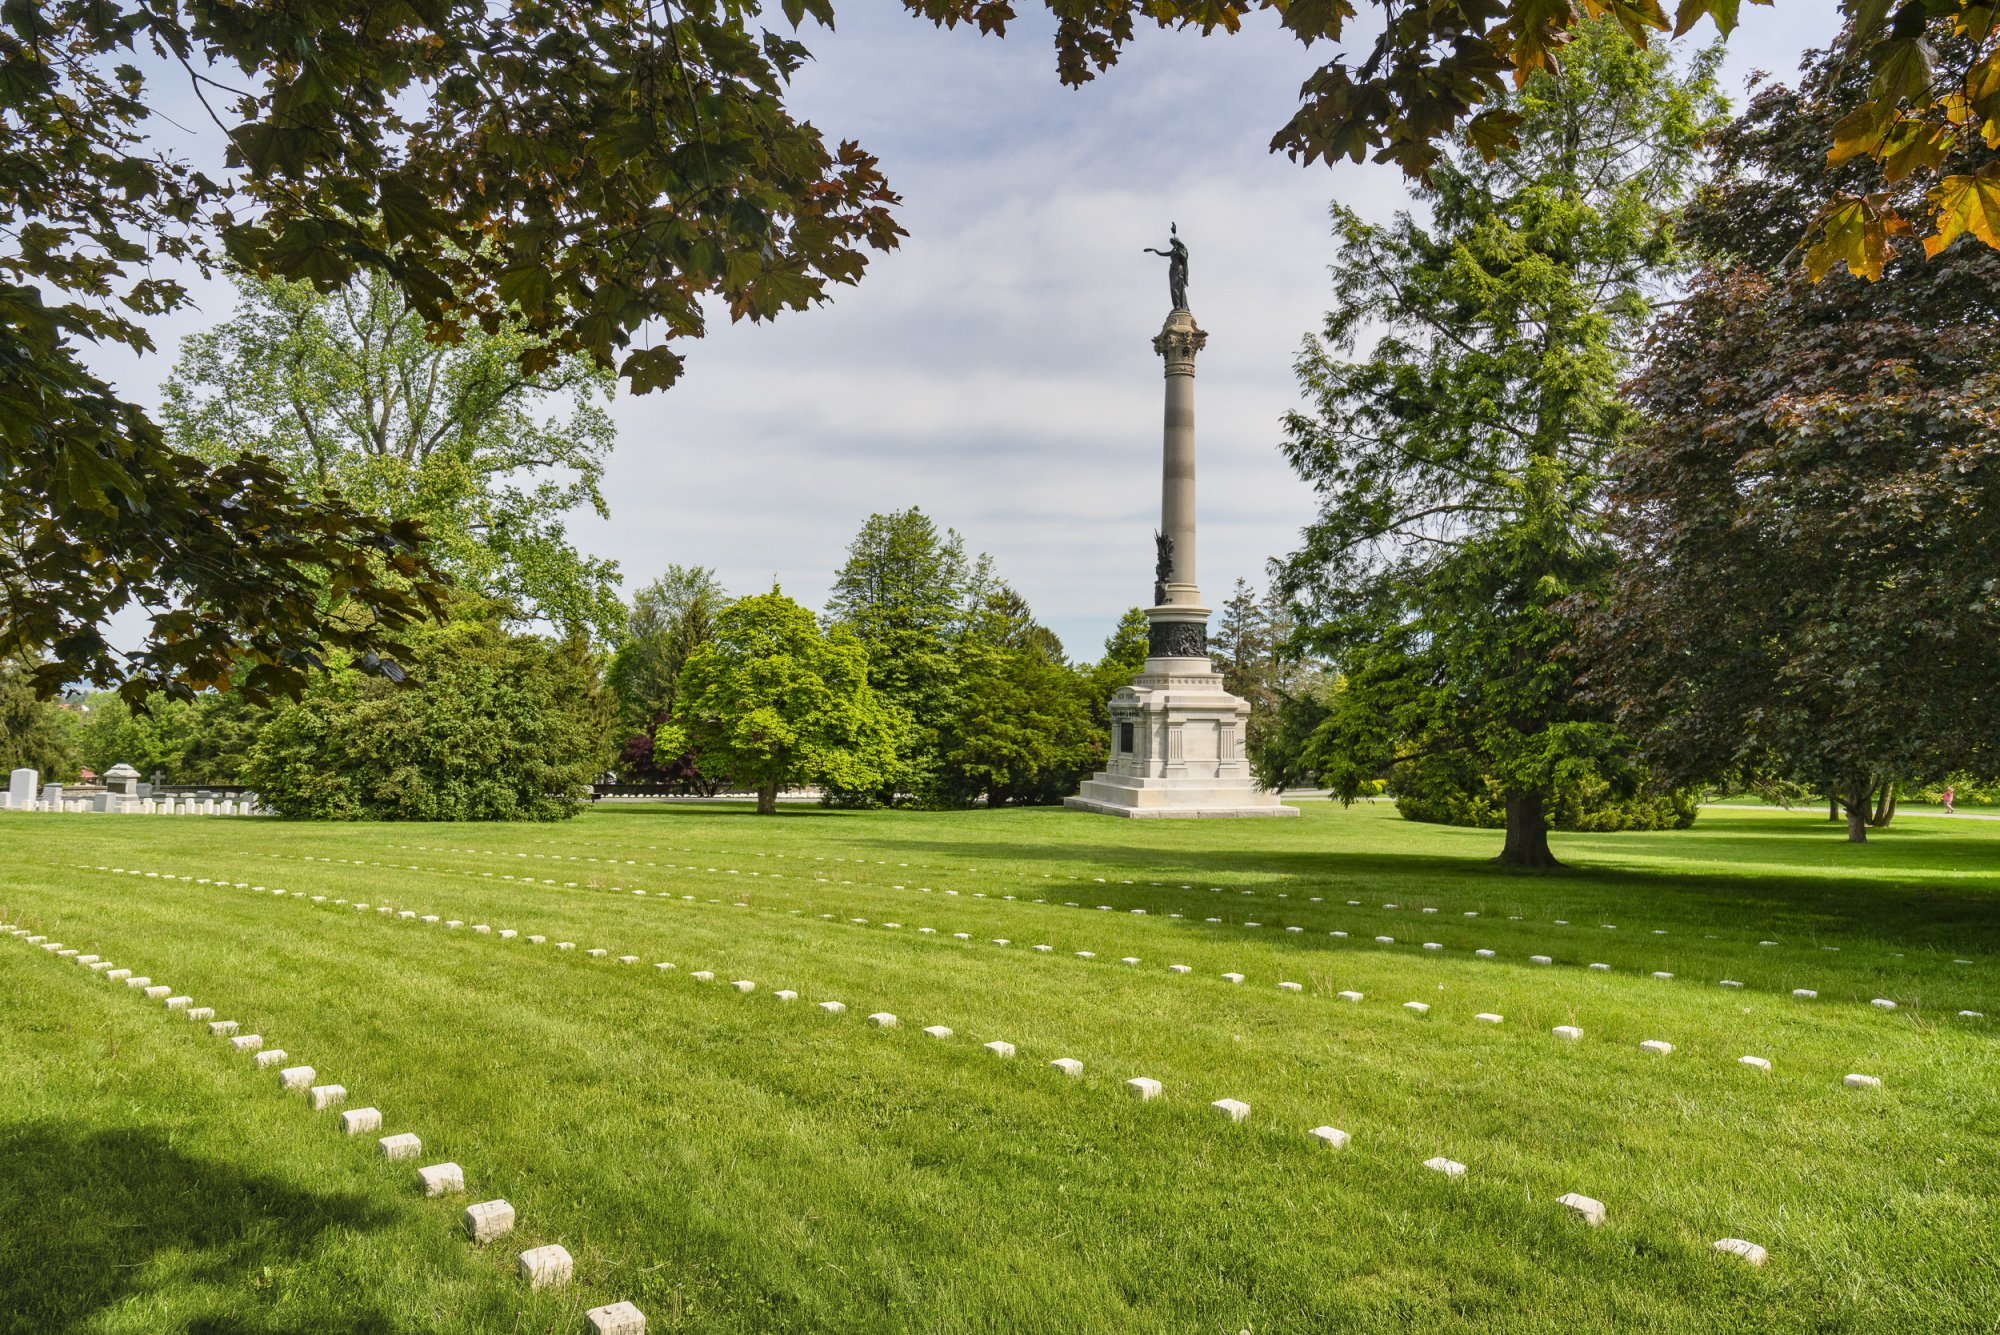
top-left (7, 768), bottom-right (37, 812)
top-left (1066, 231), bottom-right (1297, 819)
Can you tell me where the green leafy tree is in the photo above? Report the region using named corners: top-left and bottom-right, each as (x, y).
top-left (3, 1), bottom-right (896, 699)
top-left (935, 646), bottom-right (1104, 806)
top-left (76, 689), bottom-right (266, 785)
top-left (671, 591), bottom-right (903, 815)
top-left (1083, 607), bottom-right (1150, 717)
top-left (164, 272), bottom-right (624, 640)
top-left (825, 508), bottom-right (975, 722)
top-left (6, 0), bottom-right (1990, 697)
top-left (607, 565), bottom-right (731, 788)
top-left (1274, 20), bottom-right (1723, 868)
top-left (0, 663), bottom-right (79, 778)
top-left (1591, 22), bottom-right (2000, 843)
top-left (246, 604), bottom-right (607, 820)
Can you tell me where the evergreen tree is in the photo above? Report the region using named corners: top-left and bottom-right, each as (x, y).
top-left (1275, 19), bottom-right (1723, 867)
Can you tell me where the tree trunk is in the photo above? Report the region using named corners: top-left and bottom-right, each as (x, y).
top-left (1869, 780), bottom-right (1898, 828)
top-left (1828, 795), bottom-right (1841, 822)
top-left (1496, 790), bottom-right (1562, 869)
top-left (756, 779), bottom-right (778, 816)
top-left (1841, 785), bottom-right (1869, 843)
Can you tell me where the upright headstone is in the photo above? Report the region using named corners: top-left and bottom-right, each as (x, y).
top-left (9, 769), bottom-right (37, 810)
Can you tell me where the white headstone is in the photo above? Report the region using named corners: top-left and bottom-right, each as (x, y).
top-left (1530, 955), bottom-right (1552, 965)
top-left (255, 1049), bottom-right (288, 1068)
top-left (519, 1244), bottom-right (574, 1290)
top-left (1049, 1058), bottom-right (1084, 1078)
top-left (1843, 1073), bottom-right (1881, 1089)
top-left (817, 1001), bottom-right (845, 1014)
top-left (8, 768), bottom-right (37, 809)
top-left (1168, 964), bottom-right (1192, 974)
top-left (1475, 949), bottom-right (1495, 958)
top-left (984, 1040), bottom-right (1015, 1059)
top-left (1221, 972), bottom-right (1244, 984)
top-left (586, 1301), bottom-right (647, 1334)
top-left (231, 1034), bottom-right (262, 1053)
top-left (279, 1065), bottom-right (315, 1090)
top-left (730, 979), bottom-right (755, 993)
top-left (1403, 1001), bottom-right (1430, 1015)
top-left (1870, 998), bottom-right (1897, 1010)
top-left (1423, 1157), bottom-right (1467, 1178)
top-left (463, 1199), bottom-right (515, 1243)
top-left (1125, 1076), bottom-right (1162, 1101)
top-left (1211, 1098), bottom-right (1250, 1123)
top-left (1713, 1237), bottom-right (1766, 1266)
top-left (1738, 1055), bottom-right (1771, 1071)
top-left (1279, 981), bottom-right (1304, 992)
top-left (419, 1162), bottom-right (465, 1196)
top-left (922, 1025), bottom-right (952, 1039)
top-left (1309, 1126), bottom-right (1350, 1150)
top-left (1639, 1040), bottom-right (1673, 1056)
top-left (866, 1012), bottom-right (898, 1028)
top-left (1792, 988), bottom-right (1817, 999)
top-left (773, 990), bottom-right (797, 1001)
top-left (341, 1107), bottom-right (383, 1135)
top-left (380, 1132), bottom-right (423, 1160)
top-left (309, 1084), bottom-right (347, 1110)
top-left (1474, 1012), bottom-right (1503, 1024)
top-left (1557, 1192), bottom-right (1606, 1226)
top-left (1338, 990), bottom-right (1363, 1002)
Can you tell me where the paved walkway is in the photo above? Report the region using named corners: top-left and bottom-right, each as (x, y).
top-left (1699, 803), bottom-right (2000, 823)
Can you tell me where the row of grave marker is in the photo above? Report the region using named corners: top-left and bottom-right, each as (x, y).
top-left (0, 919), bottom-right (648, 1334)
top-left (63, 861), bottom-right (1919, 1273)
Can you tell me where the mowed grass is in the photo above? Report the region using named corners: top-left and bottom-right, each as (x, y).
top-left (2, 802), bottom-right (1997, 1334)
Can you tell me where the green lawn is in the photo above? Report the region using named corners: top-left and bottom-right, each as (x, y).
top-left (2, 802), bottom-right (1995, 1334)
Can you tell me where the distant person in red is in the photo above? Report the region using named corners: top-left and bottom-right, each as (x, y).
top-left (1942, 785), bottom-right (1957, 814)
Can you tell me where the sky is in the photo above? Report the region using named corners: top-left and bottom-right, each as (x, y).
top-left (97, 1), bottom-right (1845, 663)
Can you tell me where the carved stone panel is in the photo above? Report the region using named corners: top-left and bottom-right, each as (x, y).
top-left (1148, 621), bottom-right (1207, 658)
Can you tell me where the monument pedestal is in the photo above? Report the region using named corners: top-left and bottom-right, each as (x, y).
top-left (1066, 641), bottom-right (1297, 819)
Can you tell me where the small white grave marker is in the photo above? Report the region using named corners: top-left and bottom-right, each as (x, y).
top-left (818, 1001), bottom-right (846, 1014)
top-left (380, 1132), bottom-right (422, 1160)
top-left (731, 979), bottom-right (755, 993)
top-left (922, 1025), bottom-right (953, 1039)
top-left (984, 1040), bottom-right (1015, 1059)
top-left (1403, 1001), bottom-right (1430, 1015)
top-left (1720, 980), bottom-right (1743, 988)
top-left (186, 1006), bottom-right (214, 1022)
top-left (1120, 956), bottom-right (1140, 965)
top-left (164, 995), bottom-right (191, 1010)
top-left (1843, 1073), bottom-right (1881, 1089)
top-left (1739, 1055), bottom-right (1771, 1071)
top-left (586, 948), bottom-right (608, 958)
top-left (341, 1107), bottom-right (383, 1135)
top-left (498, 930), bottom-right (517, 940)
top-left (1309, 1126), bottom-right (1350, 1150)
top-left (1551, 1025), bottom-right (1582, 1040)
top-left (1530, 955), bottom-right (1552, 965)
top-left (586, 1301), bottom-right (647, 1335)
top-left (1474, 948), bottom-right (1496, 958)
top-left (1168, 964), bottom-right (1192, 974)
top-left (1211, 1098), bottom-right (1250, 1123)
top-left (618, 955), bottom-right (640, 965)
top-left (1639, 1040), bottom-right (1673, 1055)
top-left (231, 1034), bottom-right (262, 1053)
top-left (518, 1243), bottom-right (573, 1290)
top-left (1792, 989), bottom-right (1817, 999)
top-left (1338, 990), bottom-right (1364, 1002)
top-left (1651, 971), bottom-right (1674, 980)
top-left (418, 1162), bottom-right (465, 1197)
top-left (255, 1049), bottom-right (288, 1068)
top-left (1474, 1012), bottom-right (1503, 1024)
top-left (690, 970), bottom-right (714, 981)
top-left (1870, 998), bottom-right (1897, 1010)
top-left (1713, 1237), bottom-right (1767, 1267)
top-left (1050, 1058), bottom-right (1084, 1078)
top-left (279, 1065), bottom-right (315, 1090)
top-left (125, 976), bottom-right (151, 988)
top-left (309, 1084), bottom-right (347, 1110)
top-left (1557, 1193), bottom-right (1606, 1227)
top-left (1423, 1157), bottom-right (1467, 1178)
top-left (463, 1199), bottom-right (515, 1243)
top-left (1222, 972), bottom-right (1244, 984)
top-left (1374, 936), bottom-right (1394, 944)
top-left (1126, 1077), bottom-right (1162, 1101)
top-left (867, 1012), bottom-right (898, 1028)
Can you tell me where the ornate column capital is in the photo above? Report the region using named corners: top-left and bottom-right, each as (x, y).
top-left (1152, 311), bottom-right (1207, 376)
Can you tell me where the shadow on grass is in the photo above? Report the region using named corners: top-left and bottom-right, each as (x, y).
top-left (889, 826), bottom-right (2000, 950)
top-left (590, 801), bottom-right (851, 820)
top-left (0, 1122), bottom-right (396, 1335)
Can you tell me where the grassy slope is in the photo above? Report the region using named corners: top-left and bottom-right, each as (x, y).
top-left (1, 803), bottom-right (1995, 1334)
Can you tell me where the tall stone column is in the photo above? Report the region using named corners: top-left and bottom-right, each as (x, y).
top-left (1148, 308), bottom-right (1209, 663)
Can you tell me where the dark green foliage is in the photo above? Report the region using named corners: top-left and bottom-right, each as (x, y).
top-left (75, 690), bottom-right (267, 786)
top-left (1391, 755), bottom-right (1697, 832)
top-left (0, 664), bottom-right (79, 778)
top-left (934, 645), bottom-right (1105, 806)
top-left (1275, 22), bottom-right (1722, 867)
top-left (246, 610), bottom-right (606, 821)
top-left (1592, 24), bottom-right (2000, 844)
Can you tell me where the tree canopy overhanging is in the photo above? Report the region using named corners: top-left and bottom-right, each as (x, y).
top-left (5, 0), bottom-right (1993, 702)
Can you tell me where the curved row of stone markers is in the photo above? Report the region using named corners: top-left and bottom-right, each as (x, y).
top-left (247, 838), bottom-right (1989, 1021)
top-left (0, 916), bottom-right (648, 1334)
top-left (62, 856), bottom-right (1942, 1277)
